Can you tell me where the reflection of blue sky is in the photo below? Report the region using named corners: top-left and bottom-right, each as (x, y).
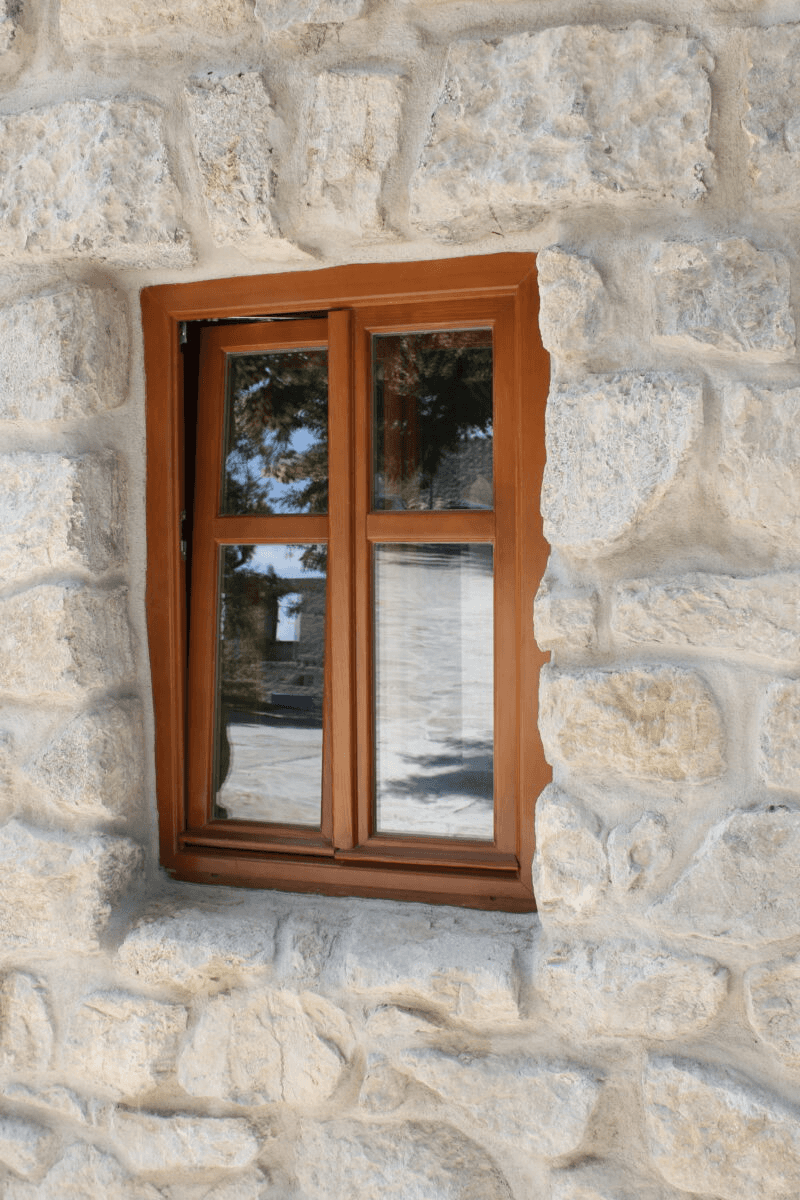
top-left (247, 544), bottom-right (325, 578)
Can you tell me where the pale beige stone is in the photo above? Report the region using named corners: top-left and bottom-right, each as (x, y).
top-left (550, 1162), bottom-right (671, 1200)
top-left (744, 26), bottom-right (800, 203)
top-left (645, 1056), bottom-right (800, 1199)
top-left (0, 585), bottom-right (135, 700)
top-left (0, 821), bottom-right (142, 953)
top-left (0, 972), bottom-right (53, 1073)
top-left (0, 100), bottom-right (191, 266)
top-left (198, 1171), bottom-right (271, 1200)
top-left (61, 0), bottom-right (252, 41)
top-left (537, 248), bottom-right (608, 362)
top-left (535, 941), bottom-right (727, 1038)
top-left (3, 1143), bottom-right (163, 1199)
top-left (111, 1112), bottom-right (258, 1176)
top-left (534, 581), bottom-right (597, 654)
top-left (410, 25), bottom-right (711, 239)
top-left (0, 1116), bottom-right (58, 1178)
top-left (0, 453), bottom-right (124, 583)
top-left (759, 679), bottom-right (800, 791)
top-left (399, 1051), bottom-right (601, 1158)
top-left (653, 239), bottom-right (794, 357)
top-left (4, 1084), bottom-right (110, 1126)
top-left (255, 0), bottom-right (365, 32)
top-left (746, 955), bottom-right (800, 1065)
top-left (533, 785), bottom-right (607, 915)
top-left (539, 664), bottom-right (725, 782)
top-left (0, 0), bottom-right (20, 53)
top-left (541, 373), bottom-right (702, 552)
top-left (359, 1055), bottom-right (414, 1114)
top-left (607, 812), bottom-right (672, 892)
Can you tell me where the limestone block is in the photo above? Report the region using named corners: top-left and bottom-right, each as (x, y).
top-left (177, 988), bottom-right (345, 1105)
top-left (255, 0), bottom-right (365, 32)
top-left (399, 1051), bottom-right (600, 1158)
top-left (716, 383), bottom-right (800, 559)
top-left (0, 453), bottom-right (124, 583)
top-left (746, 955), bottom-right (800, 1065)
top-left (199, 1171), bottom-right (272, 1200)
top-left (542, 373), bottom-right (702, 553)
top-left (533, 785), bottom-right (607, 915)
top-left (301, 70), bottom-right (403, 238)
top-left (410, 25), bottom-right (711, 239)
top-left (760, 679), bottom-right (800, 791)
top-left (612, 572), bottom-right (800, 663)
top-left (117, 902), bottom-right (277, 989)
top-left (550, 1162), bottom-right (665, 1200)
top-left (0, 1117), bottom-right (58, 1178)
top-left (539, 664), bottom-right (725, 782)
top-left (61, 0), bottom-right (253, 42)
top-left (186, 73), bottom-right (282, 247)
top-left (359, 1055), bottom-right (414, 1114)
top-left (4, 1084), bottom-right (110, 1127)
top-left (644, 1056), bottom-right (800, 1199)
top-left (111, 1112), bottom-right (258, 1175)
top-left (537, 248), bottom-right (608, 362)
top-left (653, 239), bottom-right (794, 357)
top-left (651, 806), bottom-right (800, 943)
top-left (535, 941), bottom-right (727, 1039)
top-left (3, 1143), bottom-right (163, 1200)
top-left (607, 812), bottom-right (672, 892)
top-left (534, 581), bottom-right (597, 654)
top-left (61, 991), bottom-right (187, 1098)
top-left (0, 972), bottom-right (54, 1073)
top-left (0, 585), bottom-right (135, 700)
top-left (744, 26), bottom-right (800, 204)
top-left (0, 820), bottom-right (142, 953)
top-left (294, 1120), bottom-right (514, 1200)
top-left (0, 100), bottom-right (191, 266)
top-left (0, 287), bottom-right (128, 421)
top-left (0, 0), bottom-right (21, 53)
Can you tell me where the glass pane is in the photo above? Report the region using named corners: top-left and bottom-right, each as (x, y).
top-left (221, 348), bottom-right (328, 515)
top-left (213, 543), bottom-right (327, 827)
top-left (373, 544), bottom-right (494, 840)
top-left (372, 329), bottom-right (492, 511)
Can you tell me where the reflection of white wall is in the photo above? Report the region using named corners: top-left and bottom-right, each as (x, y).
top-left (276, 592), bottom-right (302, 641)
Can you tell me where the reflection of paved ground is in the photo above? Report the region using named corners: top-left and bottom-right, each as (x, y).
top-left (217, 719), bottom-right (322, 826)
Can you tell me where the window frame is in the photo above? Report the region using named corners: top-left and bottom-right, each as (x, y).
top-left (142, 254), bottom-right (550, 911)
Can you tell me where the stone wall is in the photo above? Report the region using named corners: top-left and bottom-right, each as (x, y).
top-left (0, 0), bottom-right (797, 1196)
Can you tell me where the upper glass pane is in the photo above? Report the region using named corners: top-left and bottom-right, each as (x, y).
top-left (221, 348), bottom-right (328, 515)
top-left (372, 329), bottom-right (493, 511)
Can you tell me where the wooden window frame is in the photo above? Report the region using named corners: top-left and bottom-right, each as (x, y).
top-left (142, 254), bottom-right (550, 911)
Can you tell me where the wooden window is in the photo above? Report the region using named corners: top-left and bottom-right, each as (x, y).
top-left (142, 255), bottom-right (550, 910)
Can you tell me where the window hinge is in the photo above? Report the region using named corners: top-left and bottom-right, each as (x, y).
top-left (178, 321), bottom-right (188, 349)
top-left (179, 510), bottom-right (187, 560)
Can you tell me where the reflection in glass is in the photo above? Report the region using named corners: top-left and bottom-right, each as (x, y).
top-left (213, 544), bottom-right (327, 826)
top-left (373, 330), bottom-right (492, 511)
top-left (221, 348), bottom-right (328, 515)
top-left (373, 544), bottom-right (494, 840)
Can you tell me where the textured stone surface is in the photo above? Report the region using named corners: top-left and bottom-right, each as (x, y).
top-left (117, 902), bottom-right (277, 990)
top-left (607, 812), bottom-right (672, 893)
top-left (645, 1056), bottom-right (800, 1199)
top-left (399, 1051), bottom-right (600, 1157)
top-left (255, 0), bottom-right (365, 32)
top-left (0, 453), bottom-right (124, 583)
top-left (537, 247), bottom-right (608, 362)
top-left (653, 239), bottom-right (794, 356)
top-left (61, 0), bottom-right (253, 42)
top-left (410, 25), bottom-right (711, 239)
top-left (651, 806), bottom-right (800, 943)
top-left (0, 1117), bottom-right (57, 1178)
top-left (112, 1112), bottom-right (258, 1175)
top-left (542, 373), bottom-right (702, 552)
top-left (177, 989), bottom-right (345, 1105)
top-left (0, 100), bottom-right (190, 265)
top-left (534, 581), bottom-right (597, 654)
top-left (0, 287), bottom-right (128, 421)
top-left (533, 785), bottom-right (607, 914)
top-left (198, 1173), bottom-right (272, 1200)
top-left (0, 972), bottom-right (54, 1073)
top-left (746, 955), bottom-right (800, 1065)
top-left (745, 26), bottom-right (800, 203)
top-left (62, 991), bottom-right (187, 1097)
top-left (3, 1143), bottom-right (163, 1199)
top-left (294, 1120), bottom-right (514, 1200)
top-left (535, 941), bottom-right (727, 1038)
top-left (0, 821), bottom-right (142, 952)
top-left (539, 664), bottom-right (725, 782)
top-left (186, 73), bottom-right (282, 247)
top-left (4, 1084), bottom-right (110, 1127)
top-left (301, 70), bottom-right (403, 238)
top-left (0, 0), bottom-right (21, 53)
top-left (612, 572), bottom-right (800, 663)
top-left (759, 679), bottom-right (800, 791)
top-left (24, 701), bottom-right (145, 820)
top-left (549, 1162), bottom-right (665, 1200)
top-left (0, 585), bottom-right (135, 699)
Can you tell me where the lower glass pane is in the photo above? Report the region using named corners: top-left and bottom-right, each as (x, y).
top-left (373, 543), bottom-right (494, 840)
top-left (213, 544), bottom-right (326, 827)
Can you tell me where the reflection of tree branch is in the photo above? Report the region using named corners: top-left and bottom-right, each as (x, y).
top-left (381, 738), bottom-right (493, 802)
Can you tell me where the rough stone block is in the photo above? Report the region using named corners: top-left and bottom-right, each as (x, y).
top-left (0, 286), bottom-right (128, 421)
top-left (60, 0), bottom-right (253, 42)
top-left (0, 972), bottom-right (54, 1073)
top-left (0, 1117), bottom-right (58, 1179)
top-left (399, 1051), bottom-right (600, 1158)
top-left (186, 73), bottom-right (282, 248)
top-left (0, 585), bottom-right (135, 700)
top-left (550, 1162), bottom-right (665, 1200)
top-left (0, 821), bottom-right (142, 953)
top-left (0, 0), bottom-right (21, 53)
top-left (0, 453), bottom-right (124, 583)
top-left (4, 1084), bottom-right (109, 1127)
top-left (23, 701), bottom-right (144, 820)
top-left (535, 941), bottom-right (727, 1039)
top-left (61, 991), bottom-right (187, 1098)
top-left (533, 785), bottom-right (607, 915)
top-left (410, 25), bottom-right (711, 239)
top-left (300, 70), bottom-right (403, 239)
top-left (653, 238), bottom-right (794, 357)
top-left (644, 1056), bottom-right (800, 1200)
top-left (539, 663), bottom-right (725, 782)
top-left (542, 373), bottom-right (702, 553)
top-left (111, 1112), bottom-right (258, 1175)
top-left (200, 1173), bottom-right (272, 1200)
top-left (759, 679), bottom-right (800, 791)
top-left (255, 0), bottom-right (366, 30)
top-left (3, 1143), bottom-right (162, 1200)
top-left (0, 99), bottom-right (191, 266)
top-left (607, 812), bottom-right (672, 893)
top-left (651, 806), bottom-right (800, 943)
top-left (744, 26), bottom-right (800, 204)
top-left (612, 572), bottom-right (800, 664)
top-left (177, 989), bottom-right (346, 1105)
top-left (534, 580), bottom-right (597, 654)
top-left (746, 955), bottom-right (800, 1065)
top-left (536, 248), bottom-right (608, 363)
